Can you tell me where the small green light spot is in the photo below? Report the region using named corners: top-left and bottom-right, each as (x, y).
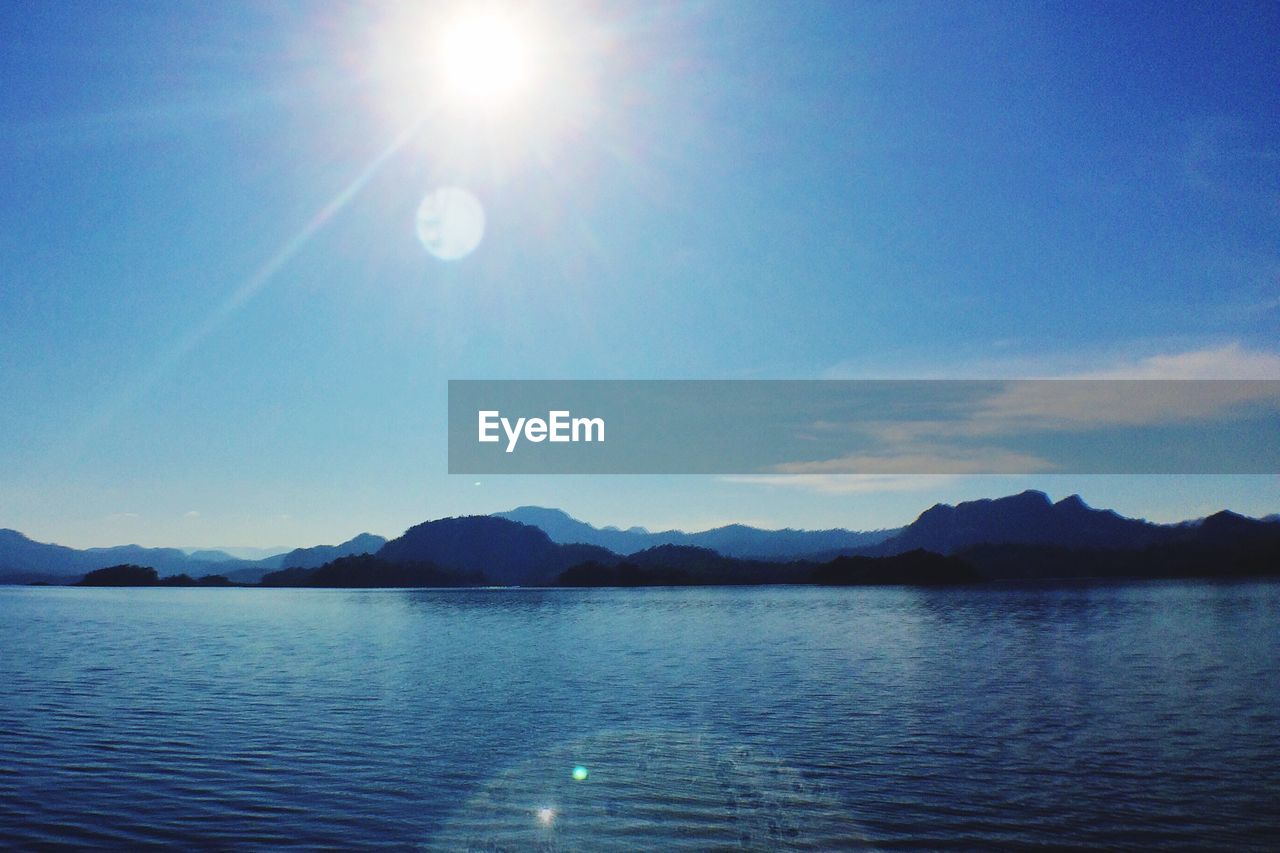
top-left (572, 765), bottom-right (589, 781)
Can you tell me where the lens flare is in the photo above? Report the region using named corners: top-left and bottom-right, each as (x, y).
top-left (416, 186), bottom-right (485, 260)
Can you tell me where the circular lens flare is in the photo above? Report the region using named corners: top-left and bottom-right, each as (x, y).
top-left (416, 187), bottom-right (485, 260)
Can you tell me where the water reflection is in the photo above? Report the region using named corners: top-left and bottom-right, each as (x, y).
top-left (1, 583), bottom-right (1277, 847)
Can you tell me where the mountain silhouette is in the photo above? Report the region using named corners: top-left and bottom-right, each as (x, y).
top-left (277, 533), bottom-right (388, 569)
top-left (261, 554), bottom-right (480, 588)
top-left (860, 490), bottom-right (1170, 556)
top-left (377, 516), bottom-right (616, 585)
top-left (0, 529), bottom-right (254, 583)
top-left (184, 549), bottom-right (242, 563)
top-left (74, 564), bottom-right (234, 586)
top-left (76, 564), bottom-right (160, 586)
top-left (4, 492), bottom-right (1279, 586)
top-left (494, 506), bottom-right (896, 559)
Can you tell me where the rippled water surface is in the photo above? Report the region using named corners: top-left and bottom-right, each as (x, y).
top-left (2, 582), bottom-right (1279, 849)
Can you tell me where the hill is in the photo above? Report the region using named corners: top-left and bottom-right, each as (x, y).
top-left (377, 516), bottom-right (617, 585)
top-left (0, 529), bottom-right (254, 583)
top-left (260, 554), bottom-right (480, 588)
top-left (494, 506), bottom-right (896, 560)
top-left (860, 491), bottom-right (1172, 556)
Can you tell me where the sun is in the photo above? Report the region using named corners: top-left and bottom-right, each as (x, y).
top-left (434, 9), bottom-right (534, 112)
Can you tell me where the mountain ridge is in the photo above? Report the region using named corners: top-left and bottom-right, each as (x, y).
top-left (493, 506), bottom-right (897, 559)
top-left (4, 492), bottom-right (1279, 585)
top-left (858, 490), bottom-right (1172, 557)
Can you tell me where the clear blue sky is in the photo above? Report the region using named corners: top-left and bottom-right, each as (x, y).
top-left (2, 1), bottom-right (1277, 548)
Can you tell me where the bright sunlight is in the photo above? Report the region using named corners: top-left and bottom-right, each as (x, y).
top-left (434, 9), bottom-right (534, 112)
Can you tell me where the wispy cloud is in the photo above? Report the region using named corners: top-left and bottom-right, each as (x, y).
top-left (1076, 343), bottom-right (1280, 380)
top-left (781, 343), bottom-right (1280, 481)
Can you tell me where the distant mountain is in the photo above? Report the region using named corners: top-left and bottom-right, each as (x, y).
top-left (624, 545), bottom-right (806, 584)
top-left (494, 506), bottom-right (897, 560)
top-left (0, 528), bottom-right (84, 581)
top-left (377, 516), bottom-right (616, 585)
top-left (82, 544), bottom-right (223, 575)
top-left (0, 529), bottom-right (255, 584)
top-left (184, 549), bottom-right (242, 563)
top-left (862, 491), bottom-right (1171, 556)
top-left (0, 527), bottom-right (393, 585)
top-left (188, 545), bottom-right (292, 561)
top-left (1185, 510), bottom-right (1280, 547)
top-left (5, 492), bottom-right (1278, 587)
top-left (277, 533), bottom-right (387, 569)
top-left (214, 533), bottom-right (390, 583)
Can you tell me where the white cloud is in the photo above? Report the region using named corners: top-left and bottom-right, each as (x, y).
top-left (1076, 342), bottom-right (1280, 380)
top-left (783, 343), bottom-right (1280, 483)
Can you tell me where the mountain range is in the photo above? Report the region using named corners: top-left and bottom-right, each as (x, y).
top-left (4, 491), bottom-right (1279, 586)
top-left (493, 506), bottom-right (896, 559)
top-left (0, 530), bottom-right (386, 585)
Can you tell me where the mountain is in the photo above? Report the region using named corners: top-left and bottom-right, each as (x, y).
top-left (0, 529), bottom-right (257, 583)
top-left (624, 544), bottom-right (806, 584)
top-left (0, 528), bottom-right (84, 581)
top-left (184, 549), bottom-right (242, 563)
top-left (188, 545), bottom-right (293, 561)
top-left (1194, 510), bottom-right (1280, 542)
top-left (494, 506), bottom-right (897, 560)
top-left (260, 554), bottom-right (480, 588)
top-left (215, 533), bottom-right (390, 583)
top-left (74, 564), bottom-right (235, 587)
top-left (277, 533), bottom-right (387, 569)
top-left (377, 516), bottom-right (616, 585)
top-left (0, 527), bottom-right (387, 585)
top-left (862, 491), bottom-right (1171, 556)
top-left (5, 493), bottom-right (1278, 587)
top-left (82, 544), bottom-right (223, 575)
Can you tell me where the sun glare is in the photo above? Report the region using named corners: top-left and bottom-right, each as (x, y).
top-left (435, 10), bottom-right (533, 111)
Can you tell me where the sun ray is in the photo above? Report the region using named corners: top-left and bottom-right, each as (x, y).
top-left (58, 122), bottom-right (422, 464)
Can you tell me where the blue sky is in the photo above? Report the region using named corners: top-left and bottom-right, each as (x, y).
top-left (1, 1), bottom-right (1278, 548)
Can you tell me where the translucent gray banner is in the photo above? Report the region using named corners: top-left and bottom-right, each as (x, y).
top-left (447, 380), bottom-right (1280, 474)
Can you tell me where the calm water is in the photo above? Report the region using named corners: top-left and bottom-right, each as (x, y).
top-left (2, 581), bottom-right (1278, 850)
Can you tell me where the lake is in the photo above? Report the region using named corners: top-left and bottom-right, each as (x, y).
top-left (2, 581), bottom-right (1278, 849)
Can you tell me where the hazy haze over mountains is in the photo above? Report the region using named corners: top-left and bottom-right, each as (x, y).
top-left (494, 506), bottom-right (897, 559)
top-left (0, 530), bottom-right (387, 585)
